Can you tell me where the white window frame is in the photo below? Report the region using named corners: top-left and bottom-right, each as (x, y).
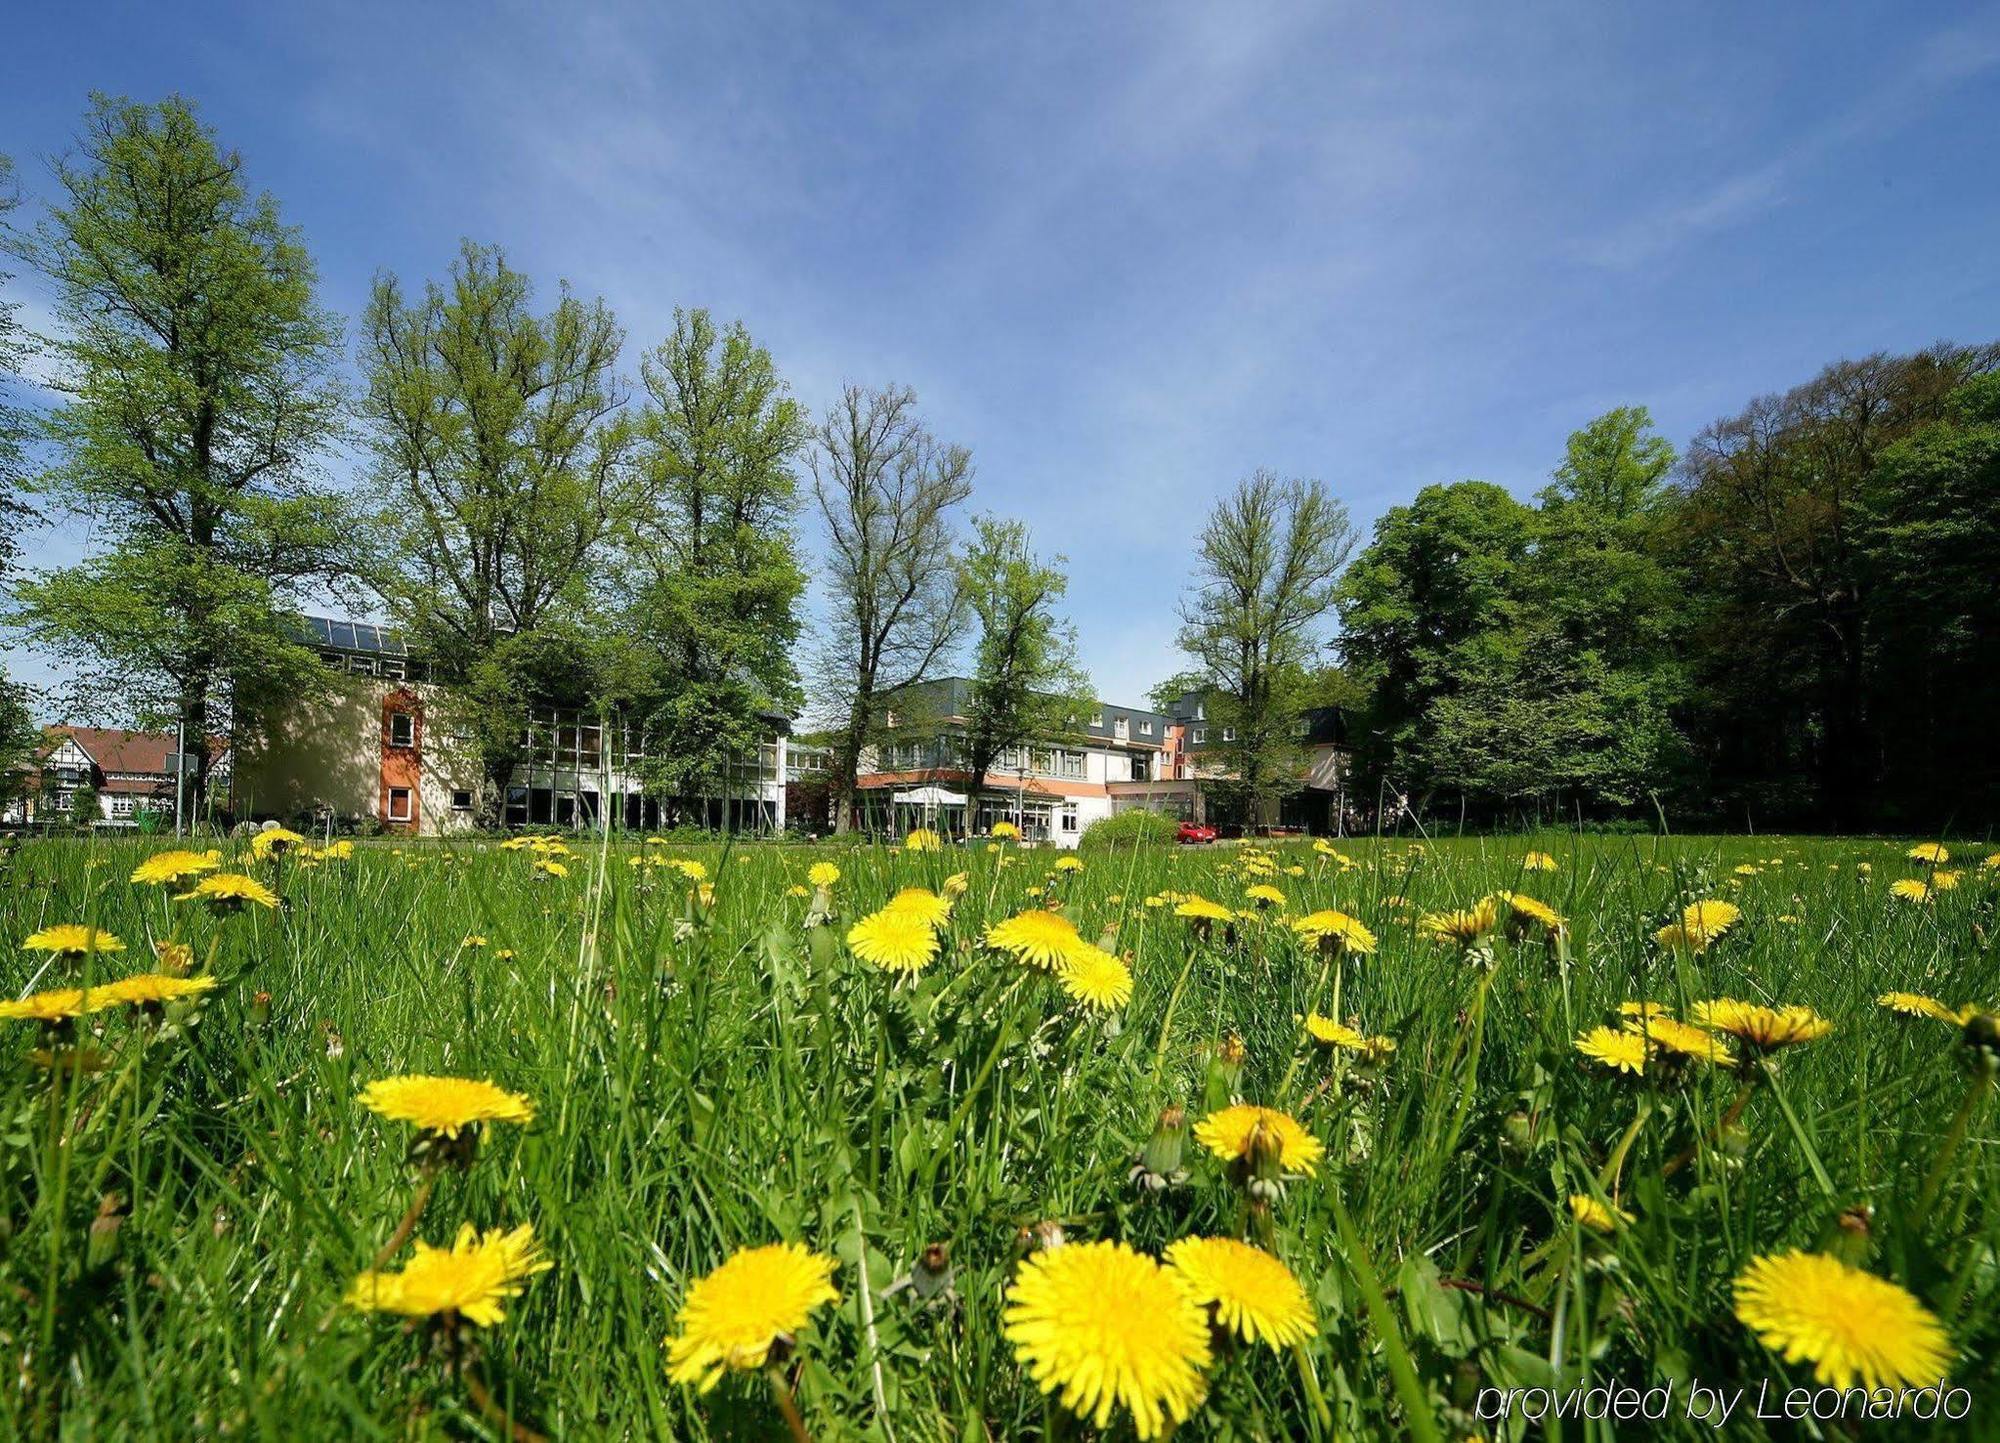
top-left (1192, 728), bottom-right (1207, 745)
top-left (387, 787), bottom-right (413, 822)
top-left (1139, 719), bottom-right (1154, 736)
top-left (1222, 727), bottom-right (1236, 742)
top-left (1060, 807), bottom-right (1079, 833)
top-left (389, 712), bottom-right (415, 748)
top-left (450, 789), bottom-right (473, 812)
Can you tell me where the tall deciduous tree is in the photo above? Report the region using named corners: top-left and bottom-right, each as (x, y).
top-left (1178, 470), bottom-right (1354, 826)
top-left (956, 515), bottom-right (1089, 803)
top-left (4, 96), bottom-right (346, 798)
top-left (358, 241), bottom-right (631, 820)
top-left (809, 384), bottom-right (971, 831)
top-left (618, 308), bottom-right (807, 802)
top-left (1671, 346), bottom-right (1993, 824)
top-left (0, 152), bottom-right (45, 800)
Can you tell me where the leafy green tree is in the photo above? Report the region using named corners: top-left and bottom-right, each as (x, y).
top-left (358, 241), bottom-right (632, 822)
top-left (956, 515), bottom-right (1090, 802)
top-left (1863, 371), bottom-right (2000, 822)
top-left (0, 152), bottom-right (38, 571)
top-left (1336, 480), bottom-right (1536, 801)
top-left (67, 779), bottom-right (100, 830)
top-left (1146, 669), bottom-right (1211, 714)
top-left (1178, 470), bottom-right (1355, 826)
top-left (1670, 346), bottom-right (1992, 824)
top-left (4, 97), bottom-right (345, 793)
top-left (617, 308), bottom-right (807, 802)
top-left (808, 384), bottom-right (972, 832)
top-left (0, 152), bottom-right (44, 788)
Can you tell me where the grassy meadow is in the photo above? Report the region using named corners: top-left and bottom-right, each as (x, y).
top-left (3, 828), bottom-right (1998, 1440)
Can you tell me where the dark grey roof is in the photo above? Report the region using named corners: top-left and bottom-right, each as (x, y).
top-left (883, 677), bottom-right (1171, 744)
top-left (301, 615), bottom-right (415, 658)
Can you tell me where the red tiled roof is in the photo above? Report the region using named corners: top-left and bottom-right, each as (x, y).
top-left (41, 726), bottom-right (227, 778)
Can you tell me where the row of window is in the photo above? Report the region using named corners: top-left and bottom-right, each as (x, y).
top-left (321, 650), bottom-right (433, 682)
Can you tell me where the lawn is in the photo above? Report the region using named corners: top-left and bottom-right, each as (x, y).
top-left (2, 830), bottom-right (1996, 1439)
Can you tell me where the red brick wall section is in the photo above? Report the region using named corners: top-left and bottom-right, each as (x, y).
top-left (380, 689), bottom-right (423, 833)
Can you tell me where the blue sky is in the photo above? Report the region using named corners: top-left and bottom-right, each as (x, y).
top-left (5, 1), bottom-right (1999, 719)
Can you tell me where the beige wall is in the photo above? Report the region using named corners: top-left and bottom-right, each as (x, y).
top-left (235, 677), bottom-right (482, 834)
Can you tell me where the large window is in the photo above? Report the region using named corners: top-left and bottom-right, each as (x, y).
top-left (387, 787), bottom-right (413, 822)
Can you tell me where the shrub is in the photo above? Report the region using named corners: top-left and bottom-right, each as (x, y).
top-left (1079, 809), bottom-right (1179, 850)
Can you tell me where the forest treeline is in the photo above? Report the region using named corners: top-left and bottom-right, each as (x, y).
top-left (1333, 345), bottom-right (2000, 831)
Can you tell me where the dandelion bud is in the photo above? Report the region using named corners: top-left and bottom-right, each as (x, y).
top-left (912, 1243), bottom-right (954, 1301)
top-left (1961, 1011), bottom-right (2000, 1075)
top-left (1818, 1204), bottom-right (1873, 1265)
top-left (249, 990), bottom-right (272, 1027)
top-left (1202, 1034), bottom-right (1247, 1111)
top-left (87, 1193), bottom-right (126, 1271)
top-left (1130, 1106), bottom-right (1190, 1194)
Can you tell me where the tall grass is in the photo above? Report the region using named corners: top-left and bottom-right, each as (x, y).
top-left (2, 831), bottom-right (1995, 1438)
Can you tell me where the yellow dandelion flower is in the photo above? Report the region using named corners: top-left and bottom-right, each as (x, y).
top-left (533, 859), bottom-right (570, 879)
top-left (23, 924), bottom-right (127, 958)
top-left (786, 884), bottom-right (810, 898)
top-left (845, 907), bottom-right (940, 976)
top-left (1908, 843), bottom-right (1951, 865)
top-left (462, 934), bottom-right (488, 948)
top-left (1877, 992), bottom-right (1971, 1024)
top-left (986, 909), bottom-right (1083, 970)
top-left (1243, 883), bottom-right (1286, 908)
top-left (1933, 870), bottom-right (1962, 891)
top-left (904, 828), bottom-right (943, 853)
top-left (1522, 851), bottom-right (1559, 871)
top-left (1982, 852), bottom-right (2000, 871)
top-left (1575, 1026), bottom-right (1651, 1075)
top-left (130, 849), bottom-right (221, 886)
top-left (153, 940), bottom-right (194, 974)
top-left (1733, 1251), bottom-right (1952, 1390)
top-left (1003, 1240), bottom-right (1211, 1440)
top-left (1891, 878), bottom-right (1932, 903)
top-left (990, 820), bottom-right (1022, 840)
top-left (942, 871), bottom-right (969, 897)
top-left (249, 826), bottom-right (307, 862)
top-left (668, 859), bottom-right (708, 882)
top-left (1052, 855), bottom-right (1084, 874)
top-left (1165, 1236), bottom-right (1314, 1350)
top-left (1656, 898), bottom-right (1741, 951)
top-left (1618, 1000), bottom-right (1673, 1019)
top-left (0, 986), bottom-right (113, 1022)
top-left (1418, 898), bottom-right (1499, 948)
top-left (1304, 1013), bottom-right (1366, 1049)
top-left (1057, 945), bottom-right (1133, 1010)
top-left (1569, 1195), bottom-right (1632, 1234)
top-left (884, 886), bottom-right (952, 929)
top-left (346, 1222), bottom-right (549, 1327)
top-left (176, 873), bottom-right (280, 910)
top-left (1193, 1104), bottom-right (1324, 1175)
top-left (1500, 891), bottom-right (1567, 934)
top-left (1692, 999), bottom-right (1832, 1049)
top-left (1173, 895), bottom-right (1234, 924)
top-left (98, 973), bottom-right (218, 1007)
top-left (1629, 1015), bottom-right (1736, 1066)
top-left (807, 862), bottom-right (840, 888)
top-left (1290, 909), bottom-right (1378, 954)
top-left (357, 1075), bottom-right (536, 1138)
top-left (665, 1243), bottom-right (840, 1392)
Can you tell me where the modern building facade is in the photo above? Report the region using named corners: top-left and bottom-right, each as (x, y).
top-left (232, 616), bottom-right (791, 836)
top-left (843, 679), bottom-right (1354, 846)
top-left (850, 678), bottom-right (1183, 846)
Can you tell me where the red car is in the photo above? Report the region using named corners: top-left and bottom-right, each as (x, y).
top-left (1175, 821), bottom-right (1218, 844)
